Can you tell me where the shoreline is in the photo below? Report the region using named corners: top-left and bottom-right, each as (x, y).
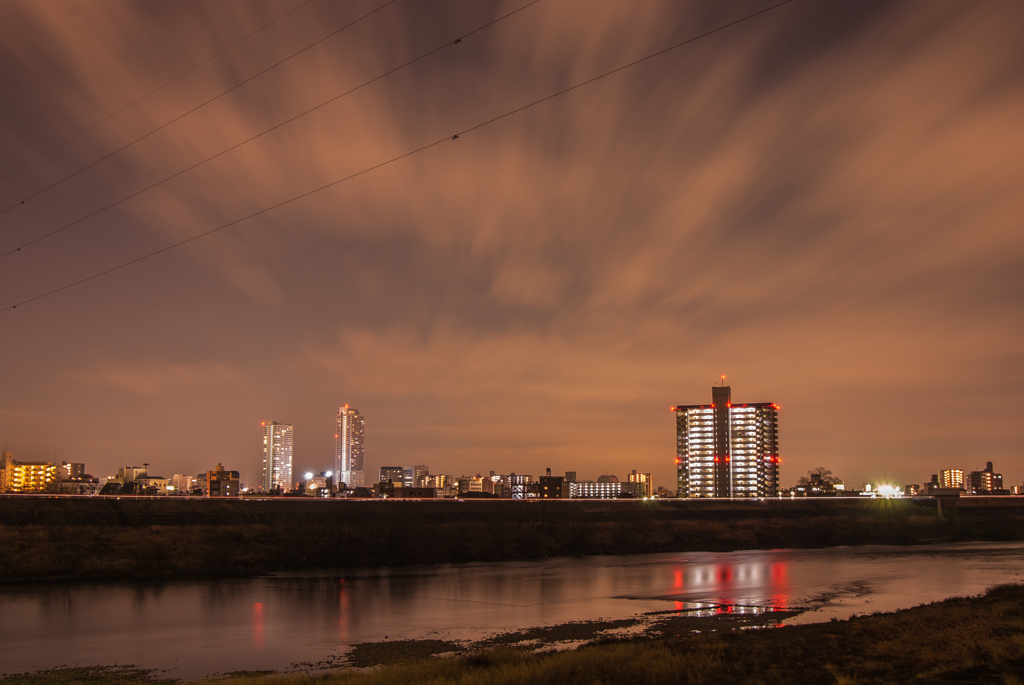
top-left (3, 583), bottom-right (1023, 684)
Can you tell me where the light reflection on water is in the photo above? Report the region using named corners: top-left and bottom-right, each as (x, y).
top-left (0, 541), bottom-right (1021, 678)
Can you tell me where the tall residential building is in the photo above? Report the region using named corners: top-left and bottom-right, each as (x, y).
top-left (336, 406), bottom-right (365, 488)
top-left (674, 385), bottom-right (779, 498)
top-left (938, 469), bottom-right (964, 490)
top-left (262, 421), bottom-right (294, 492)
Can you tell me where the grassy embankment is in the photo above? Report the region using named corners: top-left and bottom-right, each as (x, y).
top-left (4, 584), bottom-right (1024, 684)
top-left (0, 496), bottom-right (1022, 583)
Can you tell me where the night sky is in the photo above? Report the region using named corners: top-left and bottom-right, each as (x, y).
top-left (1, 0), bottom-right (1021, 490)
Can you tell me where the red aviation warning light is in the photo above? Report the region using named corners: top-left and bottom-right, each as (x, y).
top-left (260, 422), bottom-right (266, 426)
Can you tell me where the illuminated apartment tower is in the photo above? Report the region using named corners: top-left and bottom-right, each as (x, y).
top-left (674, 386), bottom-right (779, 498)
top-left (261, 422), bottom-right (293, 492)
top-left (335, 406), bottom-right (365, 488)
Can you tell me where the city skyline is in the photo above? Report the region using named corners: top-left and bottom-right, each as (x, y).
top-left (0, 2), bottom-right (1021, 491)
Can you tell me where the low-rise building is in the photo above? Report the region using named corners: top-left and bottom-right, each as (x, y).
top-left (379, 466), bottom-right (404, 485)
top-left (457, 474), bottom-right (493, 495)
top-left (968, 462), bottom-right (1005, 495)
top-left (938, 469), bottom-right (965, 490)
top-left (508, 473), bottom-right (533, 499)
top-left (394, 487), bottom-right (436, 498)
top-left (423, 474), bottom-right (455, 497)
top-left (538, 468), bottom-right (568, 499)
top-left (628, 470), bottom-right (654, 498)
top-left (135, 476), bottom-right (169, 494)
top-left (207, 463), bottom-right (240, 497)
top-left (1, 451), bottom-right (58, 493)
top-left (59, 462), bottom-right (86, 480)
top-left (170, 474), bottom-right (194, 495)
top-left (50, 480), bottom-right (100, 495)
top-left (569, 480), bottom-right (641, 499)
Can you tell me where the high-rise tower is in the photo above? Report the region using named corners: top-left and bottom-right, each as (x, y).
top-left (674, 385), bottom-right (779, 498)
top-left (261, 422), bottom-right (293, 492)
top-left (335, 406), bottom-right (365, 488)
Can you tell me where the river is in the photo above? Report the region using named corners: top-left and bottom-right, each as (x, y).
top-left (2, 541), bottom-right (1022, 679)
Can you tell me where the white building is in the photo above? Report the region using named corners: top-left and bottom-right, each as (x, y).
top-left (570, 481), bottom-right (641, 499)
top-left (674, 385), bottom-right (779, 498)
top-left (336, 406), bottom-right (365, 488)
top-left (170, 474), bottom-right (194, 494)
top-left (262, 421), bottom-right (294, 492)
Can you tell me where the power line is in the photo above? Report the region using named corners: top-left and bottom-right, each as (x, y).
top-left (1, 0), bottom-right (796, 314)
top-left (0, 0), bottom-right (315, 185)
top-left (0, 0), bottom-right (543, 261)
top-left (0, 0), bottom-right (400, 218)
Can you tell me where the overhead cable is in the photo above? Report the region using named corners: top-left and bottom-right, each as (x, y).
top-left (1, 0), bottom-right (796, 314)
top-left (0, 0), bottom-right (316, 185)
top-left (0, 0), bottom-right (401, 217)
top-left (0, 0), bottom-right (543, 261)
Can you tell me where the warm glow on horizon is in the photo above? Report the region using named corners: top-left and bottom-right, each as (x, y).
top-left (0, 1), bottom-right (1018, 491)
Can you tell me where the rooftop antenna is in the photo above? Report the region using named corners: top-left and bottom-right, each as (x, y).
top-left (143, 461), bottom-right (150, 477)
top-left (721, 374), bottom-right (726, 387)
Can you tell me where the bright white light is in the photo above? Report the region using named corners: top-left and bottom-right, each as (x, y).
top-left (325, 471), bottom-right (333, 477)
top-left (305, 472), bottom-right (314, 480)
top-left (876, 484), bottom-right (900, 498)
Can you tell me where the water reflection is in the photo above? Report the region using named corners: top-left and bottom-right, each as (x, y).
top-left (0, 542), bottom-right (1021, 678)
top-left (252, 602), bottom-right (264, 650)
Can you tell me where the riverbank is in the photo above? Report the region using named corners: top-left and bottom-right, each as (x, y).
top-left (1, 496), bottom-right (1023, 583)
top-left (3, 583), bottom-right (1023, 684)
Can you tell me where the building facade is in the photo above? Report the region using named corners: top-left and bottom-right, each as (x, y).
top-left (674, 385), bottom-right (779, 498)
top-left (628, 470), bottom-right (653, 498)
top-left (207, 463), bottom-right (240, 497)
top-left (59, 462), bottom-right (86, 480)
top-left (1, 451), bottom-right (57, 493)
top-left (170, 474), bottom-right (194, 494)
top-left (938, 469), bottom-right (964, 490)
top-left (336, 406), bottom-right (365, 488)
top-left (569, 481), bottom-right (640, 499)
top-left (539, 475), bottom-right (568, 498)
top-left (379, 466), bottom-right (404, 485)
top-left (262, 421), bottom-right (294, 492)
top-left (968, 462), bottom-right (1003, 495)
top-left (403, 464), bottom-right (429, 489)
top-left (508, 473), bottom-right (533, 499)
